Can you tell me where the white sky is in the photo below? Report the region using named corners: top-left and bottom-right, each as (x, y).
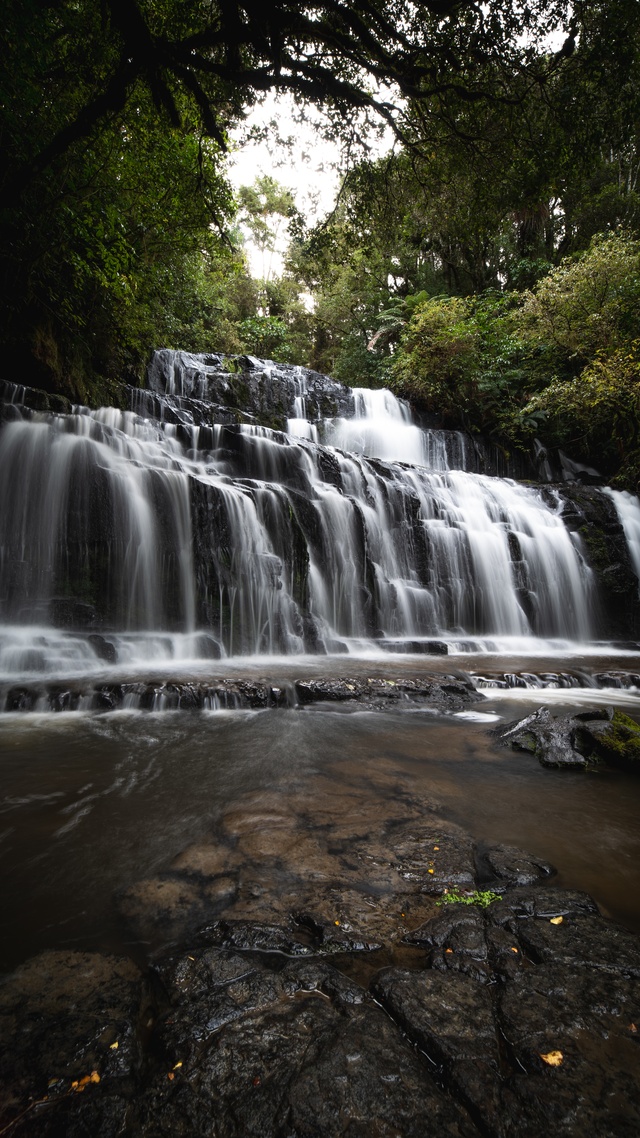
top-left (227, 93), bottom-right (394, 276)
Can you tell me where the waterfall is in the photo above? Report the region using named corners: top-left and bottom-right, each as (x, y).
top-left (0, 358), bottom-right (629, 683)
top-left (606, 489), bottom-right (640, 590)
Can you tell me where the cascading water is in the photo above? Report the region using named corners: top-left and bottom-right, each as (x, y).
top-left (606, 488), bottom-right (640, 589)
top-left (0, 355), bottom-right (639, 698)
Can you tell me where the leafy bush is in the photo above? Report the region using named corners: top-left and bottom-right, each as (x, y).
top-left (519, 231), bottom-right (640, 361)
top-left (523, 342), bottom-right (640, 486)
top-left (391, 296), bottom-right (481, 421)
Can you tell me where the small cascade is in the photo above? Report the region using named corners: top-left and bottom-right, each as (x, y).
top-left (606, 488), bottom-right (640, 589)
top-left (1, 354), bottom-right (638, 695)
top-left (287, 372), bottom-right (319, 443)
top-left (323, 387), bottom-right (426, 464)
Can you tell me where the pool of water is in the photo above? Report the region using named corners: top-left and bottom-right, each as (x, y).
top-left (2, 677), bottom-right (640, 972)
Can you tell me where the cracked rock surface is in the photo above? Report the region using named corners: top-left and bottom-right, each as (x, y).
top-left (2, 775), bottom-right (640, 1137)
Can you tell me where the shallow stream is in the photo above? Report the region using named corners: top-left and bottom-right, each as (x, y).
top-left (2, 661), bottom-right (640, 972)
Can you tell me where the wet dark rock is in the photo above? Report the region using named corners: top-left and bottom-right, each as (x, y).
top-left (493, 706), bottom-right (588, 767)
top-left (147, 349), bottom-right (356, 426)
top-left (291, 675), bottom-right (477, 711)
top-left (295, 678), bottom-right (362, 703)
top-left (555, 484), bottom-right (640, 639)
top-left (88, 633), bottom-right (117, 663)
top-left (48, 687), bottom-right (79, 712)
top-left (132, 949), bottom-right (479, 1138)
top-left (497, 961), bottom-right (640, 1137)
top-left (493, 705), bottom-right (640, 770)
top-left (4, 856), bottom-right (640, 1136)
top-left (404, 904), bottom-right (493, 983)
top-left (379, 638), bottom-right (449, 655)
top-left (292, 911), bottom-right (383, 954)
top-left (0, 950), bottom-right (145, 1138)
top-left (382, 885), bottom-right (640, 1135)
top-left (371, 890), bottom-right (640, 1138)
top-left (488, 885), bottom-right (599, 925)
top-left (372, 969), bottom-right (502, 1131)
top-left (378, 820), bottom-right (475, 895)
top-left (575, 709), bottom-right (640, 767)
top-left (196, 919), bottom-right (316, 956)
top-left (4, 686), bottom-right (37, 711)
top-left (488, 887), bottom-right (640, 977)
top-left (95, 684), bottom-right (123, 710)
top-left (481, 843), bottom-right (555, 888)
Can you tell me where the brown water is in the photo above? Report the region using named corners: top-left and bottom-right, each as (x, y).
top-left (2, 674), bottom-right (640, 973)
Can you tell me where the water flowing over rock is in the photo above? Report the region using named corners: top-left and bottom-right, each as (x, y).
top-left (1, 352), bottom-right (640, 691)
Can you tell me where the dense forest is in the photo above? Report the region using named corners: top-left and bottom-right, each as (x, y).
top-left (1, 0), bottom-right (639, 484)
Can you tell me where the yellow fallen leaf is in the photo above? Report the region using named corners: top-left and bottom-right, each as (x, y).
top-left (173, 1061), bottom-right (183, 1070)
top-left (334, 920), bottom-right (340, 926)
top-left (445, 948), bottom-right (453, 954)
top-left (428, 868), bottom-right (434, 875)
top-left (433, 846), bottom-right (440, 851)
top-left (71, 1071), bottom-right (100, 1093)
top-left (167, 1072), bottom-right (175, 1081)
top-left (510, 947), bottom-right (519, 953)
top-left (550, 916), bottom-right (563, 925)
top-left (109, 1042), bottom-right (119, 1050)
top-left (400, 912), bottom-right (405, 918)
top-left (630, 1023), bottom-right (638, 1033)
top-left (540, 1050), bottom-right (563, 1067)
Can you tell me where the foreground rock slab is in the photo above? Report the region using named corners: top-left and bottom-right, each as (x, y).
top-left (3, 880), bottom-right (640, 1137)
top-left (2, 765), bottom-right (640, 1138)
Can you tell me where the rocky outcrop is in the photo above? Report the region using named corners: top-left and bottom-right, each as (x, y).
top-left (551, 483), bottom-right (640, 639)
top-left (493, 705), bottom-right (640, 769)
top-left (2, 765), bottom-right (640, 1136)
top-left (1, 674), bottom-right (479, 714)
top-left (146, 349), bottom-right (356, 430)
top-left (3, 882), bottom-right (640, 1136)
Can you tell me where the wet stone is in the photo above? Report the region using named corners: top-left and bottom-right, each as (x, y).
top-left (491, 705), bottom-right (640, 771)
top-left (386, 820), bottom-right (476, 894)
top-left (497, 962), bottom-right (640, 1138)
top-left (0, 951), bottom-right (144, 1138)
top-left (371, 968), bottom-right (502, 1132)
top-left (508, 909), bottom-right (640, 977)
top-left (481, 843), bottom-right (555, 888)
top-left (119, 875), bottom-right (237, 943)
top-left (195, 919), bottom-right (316, 956)
top-left (133, 950), bottom-right (479, 1138)
top-left (492, 706), bottom-right (589, 767)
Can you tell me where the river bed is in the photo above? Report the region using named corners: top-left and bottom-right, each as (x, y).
top-left (2, 656), bottom-right (640, 972)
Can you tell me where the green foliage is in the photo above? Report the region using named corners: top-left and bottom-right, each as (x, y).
top-left (389, 290), bottom-right (543, 436)
top-left (522, 343), bottom-right (640, 487)
top-left (387, 231), bottom-right (640, 482)
top-left (391, 297), bottom-right (481, 420)
top-left (0, 3), bottom-right (241, 398)
top-left (237, 316), bottom-right (290, 360)
top-left (436, 890), bottom-right (503, 908)
top-left (519, 232), bottom-right (640, 361)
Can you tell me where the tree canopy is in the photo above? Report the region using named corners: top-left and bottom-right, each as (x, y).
top-left (1, 0), bottom-right (576, 209)
top-left (2, 0), bottom-right (640, 492)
